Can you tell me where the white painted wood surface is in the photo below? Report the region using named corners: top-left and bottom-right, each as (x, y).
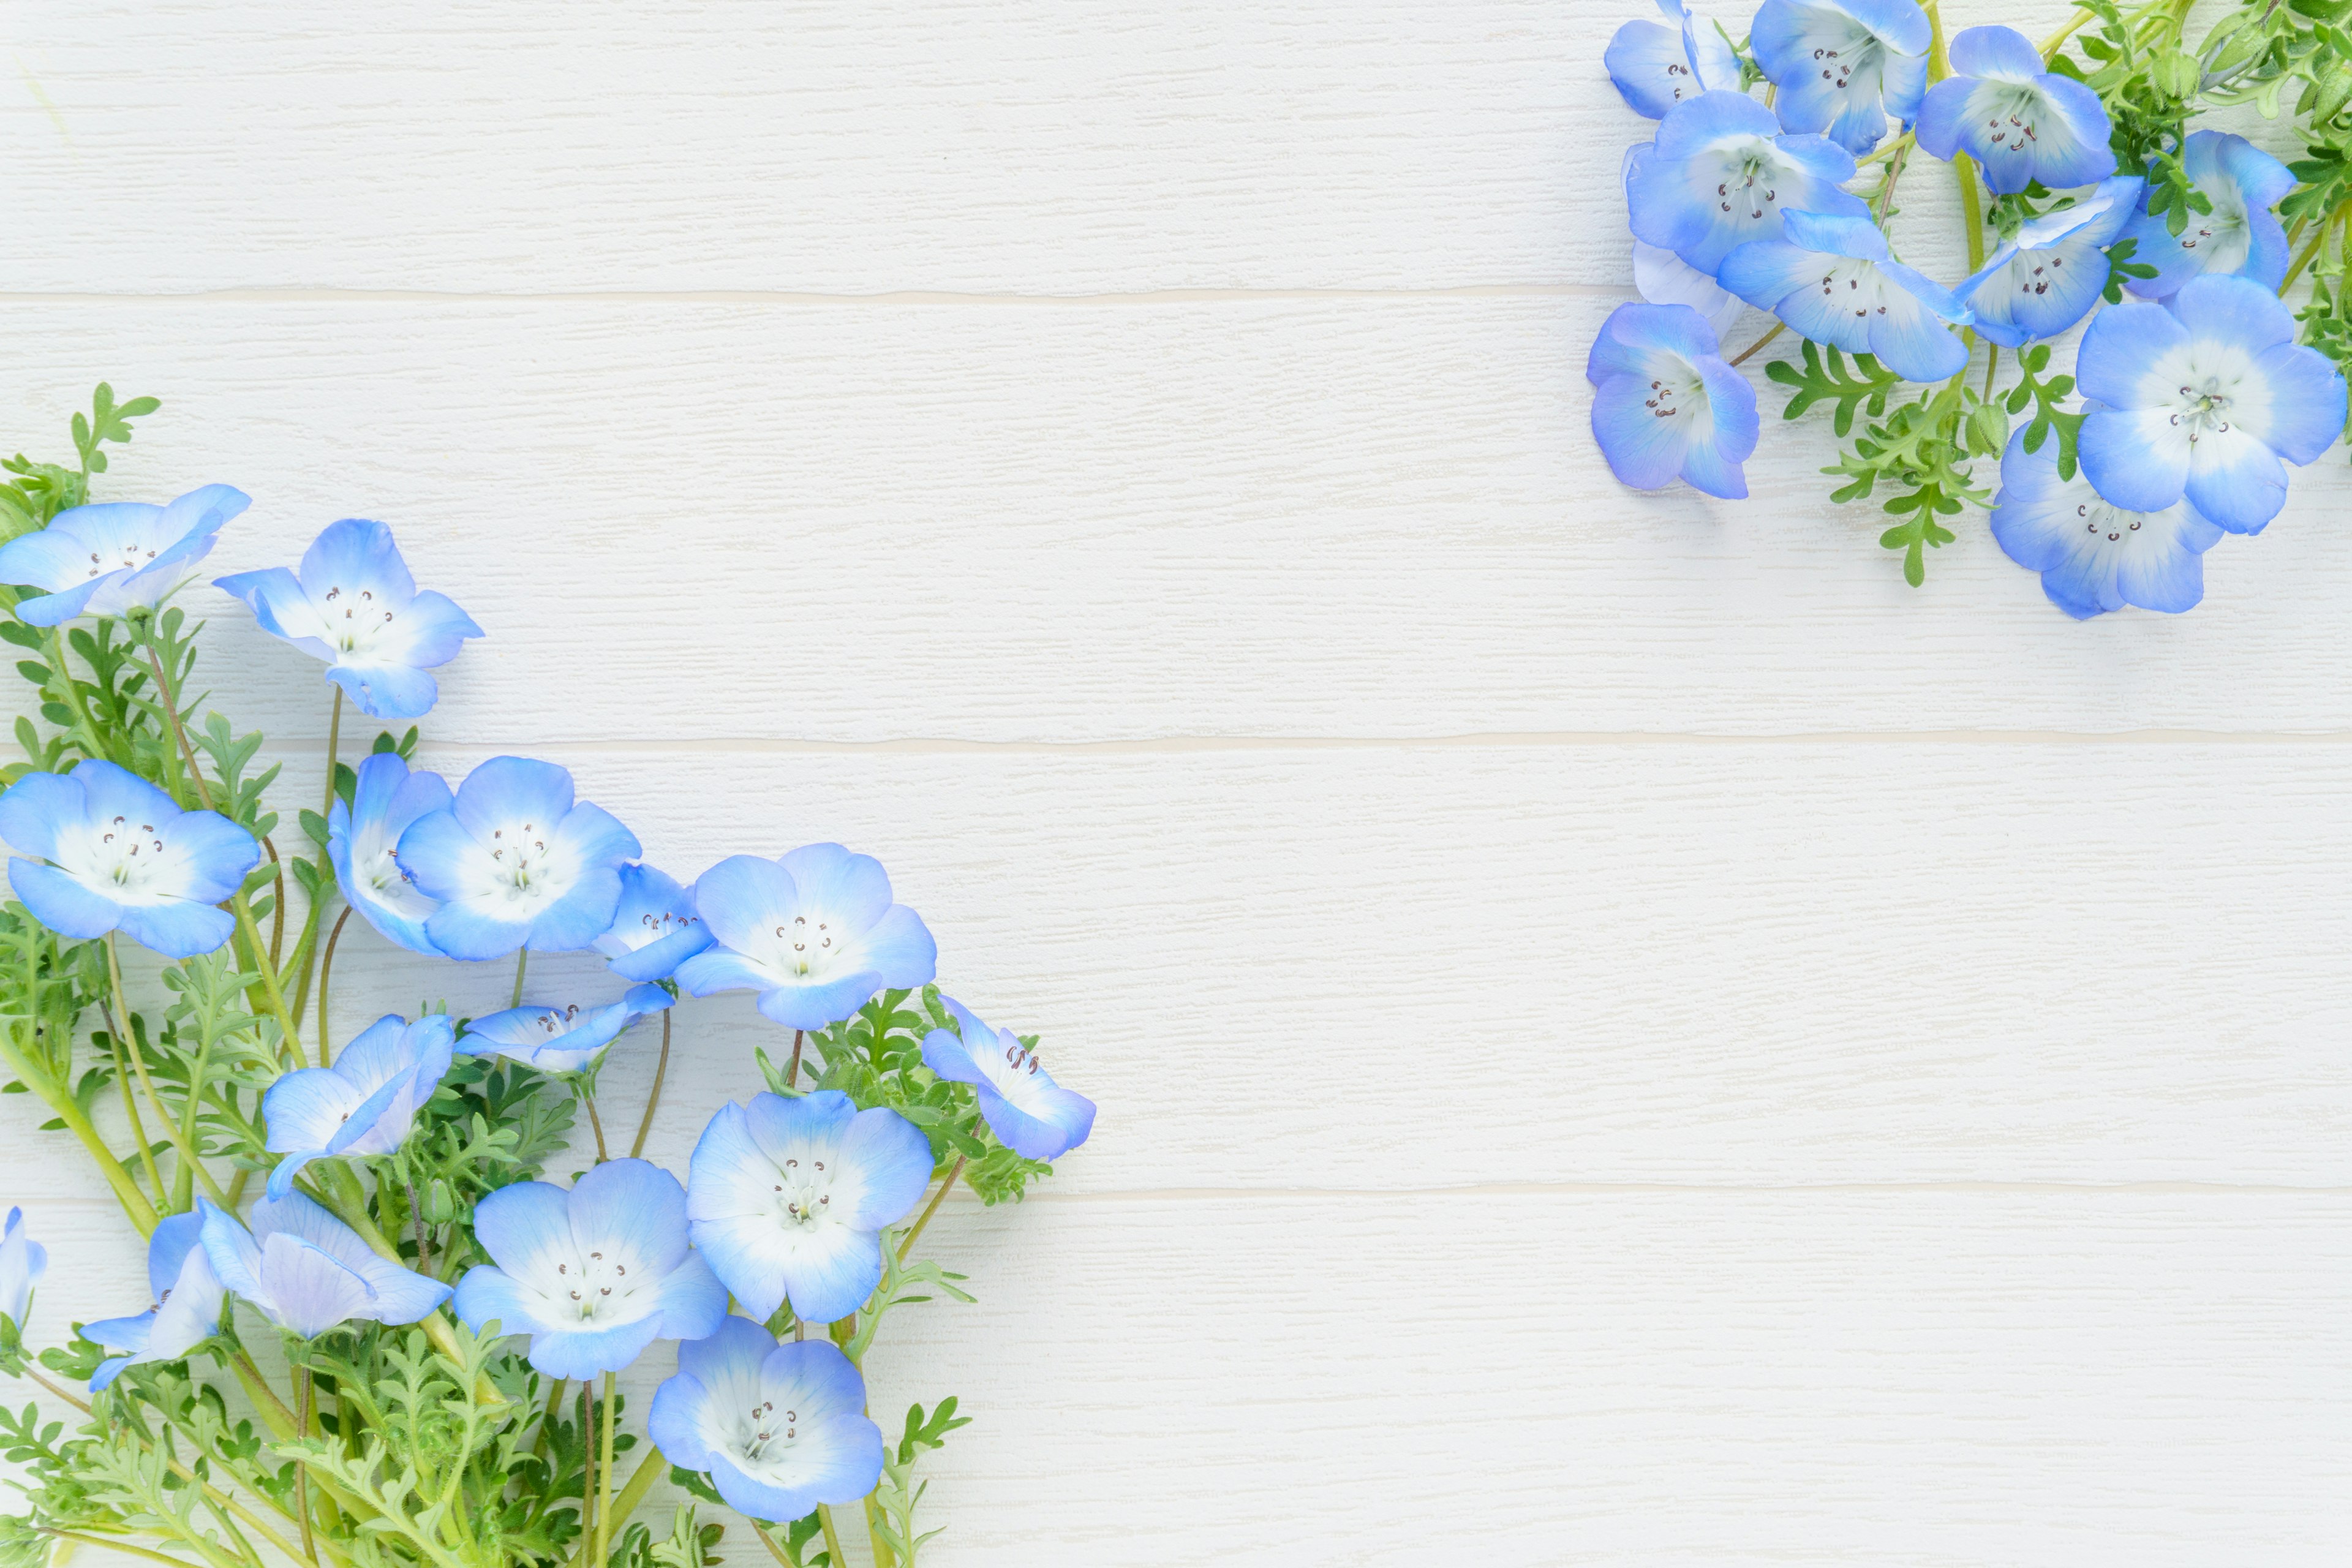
top-left (4, 2), bottom-right (2349, 1563)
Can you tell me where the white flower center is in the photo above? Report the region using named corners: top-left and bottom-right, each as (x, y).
top-left (2168, 375), bottom-right (2237, 442)
top-left (1640, 367), bottom-right (1707, 425)
top-left (1979, 86), bottom-right (2046, 159)
top-left (482, 819), bottom-right (570, 905)
top-left (84, 542), bottom-right (160, 580)
top-left (1703, 138), bottom-right (1788, 224)
top-left (2005, 246), bottom-right (2073, 298)
top-left (317, 583), bottom-right (401, 657)
top-left (549, 1246), bottom-right (638, 1321)
top-left (1813, 260), bottom-right (1897, 321)
top-left (768, 1155), bottom-right (835, 1231)
top-left (625, 908), bottom-right (699, 951)
top-left (2071, 497), bottom-right (2162, 547)
top-left (734, 1393), bottom-right (802, 1463)
top-left (770, 913), bottom-right (839, 978)
top-left (1806, 32), bottom-right (1879, 94)
top-left (73, 813), bottom-right (174, 899)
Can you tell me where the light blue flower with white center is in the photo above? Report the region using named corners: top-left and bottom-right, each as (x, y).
top-left (262, 1015), bottom-right (455, 1199)
top-left (452, 1158), bottom-right (727, 1378)
top-left (922, 999), bottom-right (1096, 1163)
top-left (329, 752), bottom-right (452, 957)
top-left (648, 1317), bottom-right (884, 1524)
top-left (394, 756), bottom-right (639, 962)
top-left (1915, 26), bottom-right (2116, 195)
top-left (1956, 176), bottom-right (2143, 347)
top-left (1606, 0), bottom-right (1741, 119)
top-left (83, 1212), bottom-right (225, 1390)
top-left (1624, 91), bottom-right (1869, 277)
top-left (2075, 274), bottom-right (2348, 536)
top-left (674, 844), bottom-right (937, 1033)
top-left (1751, 0), bottom-right (1930, 156)
top-left (0, 486), bottom-right (247, 628)
top-left (197, 1193), bottom-right (450, 1339)
top-left (1989, 415), bottom-right (2223, 619)
top-left (685, 1091), bottom-right (934, 1325)
top-left (0, 760), bottom-right (259, 959)
top-left (1586, 303), bottom-right (1760, 499)
top-left (1719, 208), bottom-right (1972, 381)
top-left (458, 984), bottom-right (671, 1075)
top-left (1634, 240), bottom-right (1746, 340)
top-left (2114, 130), bottom-right (2295, 300)
top-left (592, 864), bottom-right (712, 983)
top-left (0, 1207), bottom-right (47, 1339)
top-left (214, 519), bottom-right (483, 722)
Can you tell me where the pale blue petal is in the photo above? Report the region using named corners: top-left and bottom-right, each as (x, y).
top-left (690, 855), bottom-right (797, 956)
top-left (2249, 341), bottom-right (2350, 466)
top-left (300, 519), bottom-right (415, 609)
top-left (9, 860), bottom-right (124, 941)
top-left (2078, 404), bottom-right (2192, 513)
top-left (453, 1265), bottom-right (561, 1340)
top-left (835, 1108), bottom-right (935, 1231)
top-left (451, 757), bottom-right (575, 842)
top-left (778, 843), bottom-right (891, 933)
top-left (116, 900), bottom-right (238, 960)
top-left (2182, 426), bottom-right (2288, 535)
top-left (652, 1251), bottom-right (729, 1343)
top-left (567, 1159), bottom-right (692, 1278)
top-left (780, 1222), bottom-right (884, 1325)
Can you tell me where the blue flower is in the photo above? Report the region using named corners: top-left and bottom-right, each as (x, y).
top-left (197, 1193), bottom-right (450, 1338)
top-left (649, 1317), bottom-right (884, 1523)
top-left (83, 1212), bottom-right (224, 1390)
top-left (1624, 91), bottom-right (1869, 276)
top-left (591, 864), bottom-right (712, 983)
top-left (1719, 208), bottom-right (1972, 380)
top-left (329, 752), bottom-right (453, 957)
top-left (1634, 239), bottom-right (1746, 339)
top-left (1989, 417), bottom-right (2223, 618)
top-left (0, 1207), bottom-right (46, 1335)
top-left (0, 760), bottom-right (260, 959)
top-left (674, 845), bottom-right (937, 1033)
top-left (452, 1158), bottom-right (727, 1378)
top-left (0, 486), bottom-right (247, 628)
top-left (1606, 0), bottom-right (1741, 119)
top-left (1751, 0), bottom-right (1931, 156)
top-left (214, 519), bottom-right (483, 722)
top-left (1586, 303), bottom-right (1760, 499)
top-left (1914, 26), bottom-right (2116, 194)
top-left (2114, 130), bottom-right (2295, 300)
top-left (394, 756), bottom-right (639, 961)
top-left (2075, 274), bottom-right (2348, 535)
top-left (458, 984), bottom-right (671, 1076)
top-left (1955, 176), bottom-right (2143, 347)
top-left (262, 1015), bottom-right (455, 1199)
top-left (685, 1091), bottom-right (934, 1324)
top-left (922, 1000), bottom-right (1096, 1162)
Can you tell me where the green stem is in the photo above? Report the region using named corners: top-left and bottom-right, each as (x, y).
top-left (43, 625), bottom-right (110, 763)
top-left (109, 935), bottom-right (227, 1208)
top-left (582, 1085), bottom-right (609, 1163)
top-left (316, 1165), bottom-right (501, 1399)
top-left (532, 1376), bottom-right (568, 1460)
top-left (2281, 215), bottom-right (2336, 292)
top-left (1983, 345), bottom-right (2000, 400)
top-left (235, 890), bottom-right (306, 1069)
top-left (1727, 322), bottom-right (1784, 368)
top-left (316, 906), bottom-right (351, 1068)
top-left (628, 1011), bottom-right (671, 1158)
top-left (594, 1372), bottom-right (616, 1568)
top-left (749, 1525), bottom-right (794, 1568)
top-left (101, 998), bottom-right (166, 1211)
top-left (816, 1506), bottom-right (847, 1568)
top-left (864, 1494), bottom-right (894, 1568)
top-left (511, 946), bottom-right (530, 1008)
top-left (897, 1157), bottom-right (965, 1262)
top-left (13, 1039), bottom-right (160, 1233)
top-left (288, 690), bottom-right (345, 1027)
top-left (40, 1529), bottom-right (207, 1568)
top-left (562, 1448), bottom-right (663, 1568)
top-left (293, 1364), bottom-right (319, 1566)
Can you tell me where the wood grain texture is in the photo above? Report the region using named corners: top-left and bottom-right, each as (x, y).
top-left (0, 298), bottom-right (2345, 743)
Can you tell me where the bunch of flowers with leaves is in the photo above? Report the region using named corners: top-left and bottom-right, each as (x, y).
top-left (1593, 0), bottom-right (2351, 616)
top-left (0, 388), bottom-right (1096, 1568)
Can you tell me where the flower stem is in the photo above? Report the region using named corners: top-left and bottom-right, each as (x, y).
top-left (99, 993), bottom-right (165, 1208)
top-left (405, 1175), bottom-right (433, 1274)
top-left (864, 1496), bottom-right (894, 1568)
top-left (1727, 323), bottom-right (1784, 368)
top-left (897, 1156), bottom-right (966, 1262)
top-left (561, 1448), bottom-right (663, 1568)
top-left (44, 625), bottom-right (110, 764)
top-left (748, 1525), bottom-right (794, 1568)
top-left (582, 1087), bottom-right (609, 1163)
top-left (511, 947), bottom-right (529, 1008)
top-left (533, 1376), bottom-right (567, 1460)
top-left (108, 934), bottom-right (227, 1208)
top-left (260, 835), bottom-right (286, 967)
top-left (293, 1364), bottom-right (319, 1566)
top-left (816, 1506), bottom-right (847, 1568)
top-left (594, 1373), bottom-right (616, 1568)
top-left (316, 907), bottom-right (351, 1068)
top-left (785, 1028), bottom-right (804, 1088)
top-left (628, 1011), bottom-right (671, 1158)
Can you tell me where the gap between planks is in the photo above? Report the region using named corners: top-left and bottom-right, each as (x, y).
top-left (0, 284), bottom-right (1616, 307)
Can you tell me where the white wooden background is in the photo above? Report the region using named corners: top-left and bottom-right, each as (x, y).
top-left (4, 2), bottom-right (2350, 1563)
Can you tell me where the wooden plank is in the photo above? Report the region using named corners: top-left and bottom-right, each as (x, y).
top-left (21, 741), bottom-right (2342, 1191)
top-left (14, 1188), bottom-right (2350, 1563)
top-left (1, 297), bottom-right (2345, 743)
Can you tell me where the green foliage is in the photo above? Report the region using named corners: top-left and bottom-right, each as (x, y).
top-left (868, 1400), bottom-right (973, 1567)
top-left (1764, 342), bottom-right (1904, 437)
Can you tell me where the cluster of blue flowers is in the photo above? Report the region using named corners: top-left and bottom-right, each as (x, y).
top-left (0, 497), bottom-right (1095, 1523)
top-left (1591, 0), bottom-right (2348, 617)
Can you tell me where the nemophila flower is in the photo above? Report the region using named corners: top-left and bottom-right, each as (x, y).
top-left (1720, 208), bottom-right (1972, 381)
top-left (1634, 239), bottom-right (1744, 339)
top-left (0, 760), bottom-right (259, 959)
top-left (686, 1091), bottom-right (933, 1324)
top-left (2115, 130), bottom-right (2294, 300)
top-left (1586, 303), bottom-right (1759, 499)
top-left (0, 485), bottom-right (247, 628)
top-left (215, 519), bottom-right (483, 722)
top-left (1914, 26), bottom-right (2116, 195)
top-left (0, 1207), bottom-right (45, 1335)
top-left (922, 999), bottom-right (1096, 1162)
top-left (458, 984), bottom-right (671, 1075)
top-left (329, 752), bottom-right (453, 957)
top-left (394, 756), bottom-right (639, 961)
top-left (1989, 417), bottom-right (2223, 618)
top-left (675, 844), bottom-right (937, 1032)
top-left (593, 864), bottom-right (712, 983)
top-left (263, 1014), bottom-right (455, 1199)
top-left (648, 1317), bottom-right (884, 1523)
top-left (1751, 0), bottom-right (1930, 156)
top-left (197, 1193), bottom-right (450, 1338)
top-left (453, 1158), bottom-right (726, 1378)
top-left (1624, 91), bottom-right (1869, 276)
top-left (2075, 274), bottom-right (2348, 535)
top-left (1606, 0), bottom-right (1740, 119)
top-left (1956, 176), bottom-right (2143, 347)
top-left (83, 1212), bottom-right (224, 1391)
